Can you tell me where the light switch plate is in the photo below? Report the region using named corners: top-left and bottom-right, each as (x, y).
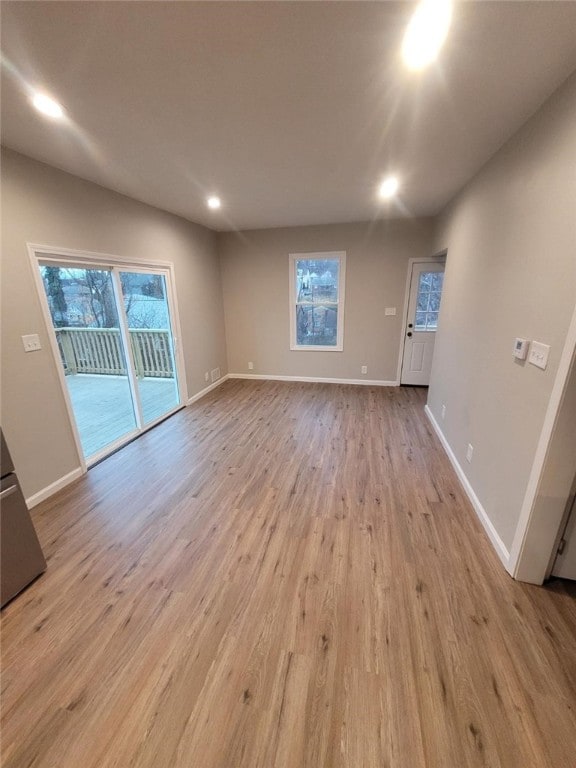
top-left (385, 307), bottom-right (396, 316)
top-left (22, 334), bottom-right (42, 352)
top-left (528, 341), bottom-right (550, 370)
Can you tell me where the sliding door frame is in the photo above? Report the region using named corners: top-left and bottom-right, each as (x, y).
top-left (28, 243), bottom-right (188, 471)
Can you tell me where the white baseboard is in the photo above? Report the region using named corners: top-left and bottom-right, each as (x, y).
top-left (228, 373), bottom-right (399, 387)
top-left (26, 466), bottom-right (84, 509)
top-left (424, 404), bottom-right (510, 569)
top-left (187, 374), bottom-right (229, 405)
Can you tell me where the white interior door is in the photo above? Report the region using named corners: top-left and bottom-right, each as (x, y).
top-left (551, 487), bottom-right (576, 581)
top-left (401, 261), bottom-right (445, 386)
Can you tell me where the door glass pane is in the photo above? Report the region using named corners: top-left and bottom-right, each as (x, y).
top-left (429, 292), bottom-right (441, 312)
top-left (420, 271), bottom-right (433, 288)
top-left (415, 311), bottom-right (427, 329)
top-left (39, 265), bottom-right (137, 460)
top-left (431, 273), bottom-right (444, 291)
top-left (415, 271), bottom-right (444, 332)
top-left (119, 271), bottom-right (180, 425)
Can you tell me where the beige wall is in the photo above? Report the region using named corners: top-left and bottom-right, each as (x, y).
top-left (0, 148), bottom-right (227, 499)
top-left (218, 220), bottom-right (434, 382)
top-left (428, 72), bottom-right (576, 553)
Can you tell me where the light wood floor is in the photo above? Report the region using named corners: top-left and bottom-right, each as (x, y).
top-left (2, 380), bottom-right (575, 767)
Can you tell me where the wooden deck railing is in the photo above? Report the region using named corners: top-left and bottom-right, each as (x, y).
top-left (55, 328), bottom-right (174, 378)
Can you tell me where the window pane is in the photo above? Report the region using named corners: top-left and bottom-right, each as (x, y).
top-left (428, 292), bottom-right (441, 312)
top-left (41, 266), bottom-right (120, 329)
top-left (417, 293), bottom-right (429, 312)
top-left (120, 272), bottom-right (169, 329)
top-left (292, 253), bottom-right (344, 349)
top-left (414, 270), bottom-right (444, 332)
top-left (419, 272), bottom-right (433, 289)
top-left (415, 312), bottom-right (427, 329)
top-left (431, 272), bottom-right (444, 291)
top-left (296, 259), bottom-right (339, 304)
top-left (296, 304), bottom-right (338, 346)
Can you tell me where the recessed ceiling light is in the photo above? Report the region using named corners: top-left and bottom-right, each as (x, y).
top-left (207, 196), bottom-right (221, 210)
top-left (31, 92), bottom-right (64, 119)
top-left (402, 0), bottom-right (453, 71)
top-left (378, 176), bottom-right (399, 199)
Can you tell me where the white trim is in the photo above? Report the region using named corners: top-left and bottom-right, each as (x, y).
top-left (187, 375), bottom-right (230, 405)
top-left (289, 251), bottom-right (346, 352)
top-left (229, 373), bottom-right (399, 386)
top-left (26, 467), bottom-right (84, 509)
top-left (508, 299), bottom-right (576, 581)
top-left (27, 246), bottom-right (88, 470)
top-left (27, 242), bottom-right (176, 270)
top-left (398, 255), bottom-right (446, 385)
top-left (425, 404), bottom-right (510, 568)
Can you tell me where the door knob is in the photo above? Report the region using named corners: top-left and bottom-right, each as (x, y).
top-left (408, 323), bottom-right (413, 328)
top-left (407, 331), bottom-right (413, 337)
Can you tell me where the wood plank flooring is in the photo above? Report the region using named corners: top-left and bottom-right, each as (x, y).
top-left (2, 379), bottom-right (575, 767)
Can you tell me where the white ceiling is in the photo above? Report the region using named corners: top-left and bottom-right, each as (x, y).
top-left (2, 2), bottom-right (576, 231)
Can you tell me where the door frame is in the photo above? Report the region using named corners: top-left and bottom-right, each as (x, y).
top-left (550, 474), bottom-right (576, 579)
top-left (397, 251), bottom-right (447, 385)
top-left (28, 243), bottom-right (188, 471)
top-left (508, 303), bottom-right (576, 583)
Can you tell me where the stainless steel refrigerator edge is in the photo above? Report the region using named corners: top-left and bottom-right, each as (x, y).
top-left (1, 428), bottom-right (47, 607)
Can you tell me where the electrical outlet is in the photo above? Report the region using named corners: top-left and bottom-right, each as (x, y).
top-left (466, 443), bottom-right (474, 463)
top-left (22, 334), bottom-right (42, 352)
top-left (361, 365), bottom-right (368, 374)
top-left (441, 404), bottom-right (446, 420)
top-left (384, 307), bottom-right (396, 316)
top-left (204, 371), bottom-right (209, 382)
top-left (248, 362), bottom-right (254, 370)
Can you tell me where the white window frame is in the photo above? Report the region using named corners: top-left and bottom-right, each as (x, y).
top-left (289, 251), bottom-right (346, 352)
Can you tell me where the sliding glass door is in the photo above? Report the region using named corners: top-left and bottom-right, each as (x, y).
top-left (38, 259), bottom-right (183, 464)
top-left (119, 270), bottom-right (180, 425)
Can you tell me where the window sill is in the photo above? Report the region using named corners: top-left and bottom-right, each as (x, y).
top-left (290, 344), bottom-right (343, 352)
